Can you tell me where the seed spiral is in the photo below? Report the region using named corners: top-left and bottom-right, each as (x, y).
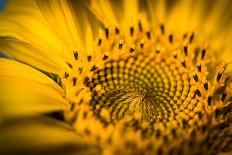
top-left (87, 53), bottom-right (193, 124)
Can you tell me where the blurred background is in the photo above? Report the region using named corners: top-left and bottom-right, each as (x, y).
top-left (0, 0), bottom-right (8, 58)
top-left (0, 0), bottom-right (7, 11)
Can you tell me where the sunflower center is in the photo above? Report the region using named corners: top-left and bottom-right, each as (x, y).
top-left (63, 22), bottom-right (210, 128)
top-left (86, 52), bottom-right (192, 123)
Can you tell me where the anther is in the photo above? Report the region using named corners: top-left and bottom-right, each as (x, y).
top-left (160, 24), bottom-right (165, 34)
top-left (195, 89), bottom-right (201, 97)
top-left (73, 51), bottom-right (78, 60)
top-left (156, 49), bottom-right (160, 54)
top-left (181, 60), bottom-right (186, 68)
top-left (183, 33), bottom-right (187, 39)
top-left (73, 77), bottom-right (77, 86)
top-left (203, 82), bottom-right (208, 90)
top-left (70, 102), bottom-right (75, 111)
top-left (169, 34), bottom-right (173, 43)
top-left (105, 28), bottom-right (109, 39)
top-left (189, 33), bottom-right (194, 43)
top-left (146, 32), bottom-right (151, 40)
top-left (217, 64), bottom-right (228, 82)
top-left (98, 38), bottom-right (102, 46)
top-left (138, 21), bottom-right (143, 32)
top-left (193, 75), bottom-right (198, 82)
top-left (90, 65), bottom-right (98, 72)
top-left (173, 53), bottom-right (177, 59)
top-left (221, 93), bottom-right (227, 101)
top-left (217, 73), bottom-right (222, 82)
top-left (103, 54), bottom-right (108, 61)
top-left (66, 62), bottom-right (73, 68)
top-left (140, 43), bottom-right (144, 48)
top-left (197, 64), bottom-right (201, 72)
top-left (130, 47), bottom-right (135, 53)
top-left (130, 26), bottom-right (134, 36)
top-left (79, 67), bottom-right (83, 74)
top-left (115, 27), bottom-right (120, 34)
top-left (118, 41), bottom-right (124, 49)
top-left (184, 46), bottom-right (188, 56)
top-left (87, 55), bottom-right (92, 62)
top-left (207, 96), bottom-right (212, 106)
top-left (201, 49), bottom-right (206, 59)
top-left (83, 77), bottom-right (89, 84)
top-left (64, 72), bottom-right (69, 78)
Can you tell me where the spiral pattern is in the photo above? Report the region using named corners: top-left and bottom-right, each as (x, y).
top-left (87, 53), bottom-right (195, 124)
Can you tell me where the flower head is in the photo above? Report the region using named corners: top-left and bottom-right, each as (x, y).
top-left (0, 0), bottom-right (232, 154)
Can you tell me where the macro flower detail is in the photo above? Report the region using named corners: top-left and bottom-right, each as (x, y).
top-left (0, 0), bottom-right (232, 155)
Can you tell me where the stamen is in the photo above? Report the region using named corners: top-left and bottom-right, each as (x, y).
top-left (169, 34), bottom-right (173, 43)
top-left (105, 28), bottom-right (109, 39)
top-left (90, 65), bottom-right (98, 72)
top-left (115, 27), bottom-right (120, 34)
top-left (207, 96), bottom-right (212, 105)
top-left (195, 89), bottom-right (201, 97)
top-left (83, 76), bottom-right (89, 84)
top-left (98, 38), bottom-right (102, 46)
top-left (189, 33), bottom-right (194, 43)
top-left (217, 64), bottom-right (228, 82)
top-left (103, 54), bottom-right (108, 60)
top-left (138, 21), bottom-right (143, 32)
top-left (181, 60), bottom-right (186, 68)
top-left (73, 77), bottom-right (77, 86)
top-left (183, 33), bottom-right (188, 39)
top-left (203, 82), bottom-right (208, 90)
top-left (88, 55), bottom-right (92, 62)
top-left (173, 53), bottom-right (177, 59)
top-left (217, 73), bottom-right (222, 82)
top-left (193, 75), bottom-right (198, 82)
top-left (64, 72), bottom-right (69, 78)
top-left (73, 51), bottom-right (78, 60)
top-left (201, 49), bottom-right (206, 59)
top-left (184, 46), bottom-right (188, 56)
top-left (160, 24), bottom-right (165, 34)
top-left (146, 32), bottom-right (151, 40)
top-left (66, 62), bottom-right (73, 68)
top-left (118, 40), bottom-right (124, 49)
top-left (197, 63), bottom-right (201, 72)
top-left (130, 26), bottom-right (134, 36)
top-left (130, 46), bottom-right (135, 53)
top-left (140, 42), bottom-right (144, 48)
top-left (79, 67), bottom-right (83, 74)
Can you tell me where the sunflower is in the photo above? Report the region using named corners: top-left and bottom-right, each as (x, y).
top-left (0, 0), bottom-right (232, 154)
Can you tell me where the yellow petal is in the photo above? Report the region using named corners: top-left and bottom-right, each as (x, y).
top-left (0, 0), bottom-right (65, 61)
top-left (0, 58), bottom-right (69, 120)
top-left (90, 0), bottom-right (118, 25)
top-left (0, 38), bottom-right (66, 73)
top-left (0, 58), bottom-right (62, 90)
top-left (35, 0), bottom-right (85, 51)
top-left (0, 116), bottom-right (94, 154)
top-left (123, 0), bottom-right (139, 25)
